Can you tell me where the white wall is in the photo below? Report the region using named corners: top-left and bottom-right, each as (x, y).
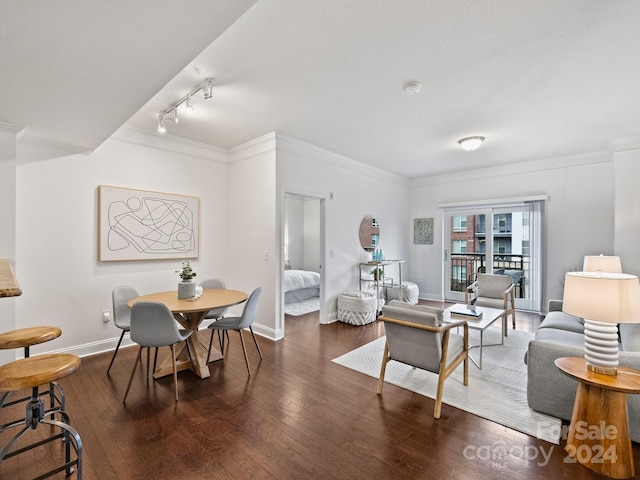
top-left (14, 128), bottom-right (230, 357)
top-left (284, 197), bottom-right (305, 269)
top-left (614, 144), bottom-right (640, 276)
top-left (227, 134), bottom-right (278, 338)
top-left (408, 153), bottom-right (616, 305)
top-left (0, 128), bottom-right (20, 364)
top-left (283, 196), bottom-right (321, 271)
top-left (276, 135), bottom-right (409, 327)
top-left (303, 199), bottom-right (320, 271)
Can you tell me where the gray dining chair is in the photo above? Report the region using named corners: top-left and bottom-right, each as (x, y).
top-left (206, 287), bottom-right (263, 376)
top-left (200, 278), bottom-right (228, 323)
top-left (123, 301), bottom-right (193, 402)
top-left (107, 285), bottom-right (139, 375)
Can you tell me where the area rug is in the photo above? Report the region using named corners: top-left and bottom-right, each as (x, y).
top-left (332, 328), bottom-right (562, 444)
top-left (284, 296), bottom-right (320, 316)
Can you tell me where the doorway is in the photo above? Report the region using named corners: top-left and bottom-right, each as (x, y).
top-left (281, 192), bottom-right (325, 332)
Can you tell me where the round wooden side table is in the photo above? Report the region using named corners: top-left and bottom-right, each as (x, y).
top-left (556, 356), bottom-right (640, 479)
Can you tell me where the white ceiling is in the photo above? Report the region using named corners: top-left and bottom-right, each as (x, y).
top-left (4, 1), bottom-right (640, 178)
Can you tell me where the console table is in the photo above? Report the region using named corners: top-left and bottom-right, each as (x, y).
top-left (358, 260), bottom-right (404, 313)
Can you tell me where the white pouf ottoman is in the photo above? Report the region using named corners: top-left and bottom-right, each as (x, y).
top-left (337, 290), bottom-right (380, 325)
top-left (386, 281), bottom-right (419, 304)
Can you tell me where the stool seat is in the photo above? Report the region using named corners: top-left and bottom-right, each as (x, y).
top-left (0, 354), bottom-right (80, 392)
top-left (0, 326), bottom-right (62, 350)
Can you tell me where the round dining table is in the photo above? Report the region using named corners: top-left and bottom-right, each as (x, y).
top-left (127, 288), bottom-right (247, 379)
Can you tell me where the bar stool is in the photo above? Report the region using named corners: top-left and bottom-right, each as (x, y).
top-left (0, 353), bottom-right (83, 479)
top-left (0, 326), bottom-right (64, 427)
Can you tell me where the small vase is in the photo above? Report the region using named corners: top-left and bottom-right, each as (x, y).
top-left (178, 280), bottom-right (196, 299)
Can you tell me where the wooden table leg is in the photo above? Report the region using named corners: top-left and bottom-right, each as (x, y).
top-left (152, 331), bottom-right (224, 380)
top-left (566, 382), bottom-right (634, 479)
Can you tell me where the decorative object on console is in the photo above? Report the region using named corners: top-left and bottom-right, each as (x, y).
top-left (563, 270), bottom-right (640, 375)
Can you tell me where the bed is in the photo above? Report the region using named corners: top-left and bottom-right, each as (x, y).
top-left (284, 269), bottom-right (320, 304)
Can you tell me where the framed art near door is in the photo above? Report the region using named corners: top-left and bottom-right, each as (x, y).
top-left (98, 185), bottom-right (199, 261)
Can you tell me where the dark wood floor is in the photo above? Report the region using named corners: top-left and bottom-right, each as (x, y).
top-left (2, 302), bottom-right (640, 479)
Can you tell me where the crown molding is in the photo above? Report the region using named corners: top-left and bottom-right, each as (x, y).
top-left (409, 150), bottom-right (611, 188)
top-left (275, 133), bottom-right (409, 187)
top-left (17, 133), bottom-right (93, 156)
top-left (115, 123), bottom-right (229, 162)
top-left (0, 121), bottom-right (25, 135)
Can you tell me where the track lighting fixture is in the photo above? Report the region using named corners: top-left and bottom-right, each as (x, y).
top-left (201, 79), bottom-right (213, 100)
top-left (165, 108), bottom-right (178, 124)
top-left (157, 115), bottom-right (166, 133)
top-left (185, 95), bottom-right (195, 111)
top-left (157, 78), bottom-right (213, 134)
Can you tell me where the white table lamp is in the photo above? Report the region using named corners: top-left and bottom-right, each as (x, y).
top-left (563, 271), bottom-right (640, 375)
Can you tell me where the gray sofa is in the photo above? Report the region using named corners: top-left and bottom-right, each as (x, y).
top-left (525, 299), bottom-right (640, 442)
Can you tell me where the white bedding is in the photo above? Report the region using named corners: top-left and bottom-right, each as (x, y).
top-left (284, 269), bottom-right (320, 303)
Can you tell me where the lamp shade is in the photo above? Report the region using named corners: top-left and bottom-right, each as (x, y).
top-left (562, 271), bottom-right (640, 324)
top-left (582, 255), bottom-right (622, 273)
top-left (0, 258), bottom-right (22, 298)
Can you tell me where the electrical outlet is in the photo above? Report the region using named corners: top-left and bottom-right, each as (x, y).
top-left (102, 310), bottom-right (110, 323)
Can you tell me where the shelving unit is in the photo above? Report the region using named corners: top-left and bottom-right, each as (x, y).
top-left (358, 260), bottom-right (405, 313)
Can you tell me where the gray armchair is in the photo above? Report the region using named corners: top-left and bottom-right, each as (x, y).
top-left (465, 273), bottom-right (516, 333)
top-left (377, 301), bottom-right (468, 419)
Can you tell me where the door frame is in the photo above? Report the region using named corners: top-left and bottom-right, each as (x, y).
top-left (279, 188), bottom-right (327, 338)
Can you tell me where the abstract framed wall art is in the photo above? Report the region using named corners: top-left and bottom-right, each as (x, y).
top-left (414, 218), bottom-right (434, 245)
top-left (98, 185), bottom-right (199, 261)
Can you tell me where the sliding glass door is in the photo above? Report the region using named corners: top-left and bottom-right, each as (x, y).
top-left (443, 200), bottom-right (544, 312)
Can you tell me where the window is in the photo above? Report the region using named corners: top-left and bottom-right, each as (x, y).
top-left (494, 213), bottom-right (511, 233)
top-left (453, 215), bottom-right (467, 232)
top-left (452, 240), bottom-right (467, 253)
top-left (453, 265), bottom-right (467, 282)
top-left (494, 238), bottom-right (511, 254)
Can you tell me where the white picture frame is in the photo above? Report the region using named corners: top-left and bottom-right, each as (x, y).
top-left (98, 185), bottom-right (199, 261)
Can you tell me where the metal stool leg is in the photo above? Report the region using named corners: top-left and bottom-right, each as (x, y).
top-left (0, 386), bottom-right (82, 479)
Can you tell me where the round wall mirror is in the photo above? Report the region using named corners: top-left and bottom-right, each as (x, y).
top-left (359, 216), bottom-right (380, 252)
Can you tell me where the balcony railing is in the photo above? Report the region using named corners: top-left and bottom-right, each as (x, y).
top-left (450, 253), bottom-right (528, 298)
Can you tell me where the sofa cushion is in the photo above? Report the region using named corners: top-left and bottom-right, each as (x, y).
top-left (533, 328), bottom-right (585, 349)
top-left (620, 323), bottom-right (640, 352)
top-left (537, 311), bottom-right (584, 334)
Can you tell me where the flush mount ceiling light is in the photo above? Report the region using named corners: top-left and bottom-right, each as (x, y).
top-left (403, 81), bottom-right (422, 95)
top-left (157, 78), bottom-right (213, 134)
top-left (458, 136), bottom-right (485, 151)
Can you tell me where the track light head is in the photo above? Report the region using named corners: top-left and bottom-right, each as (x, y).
top-left (165, 108), bottom-right (178, 124)
top-left (201, 78), bottom-right (213, 100)
top-left (157, 115), bottom-right (166, 133)
top-left (185, 95), bottom-right (195, 111)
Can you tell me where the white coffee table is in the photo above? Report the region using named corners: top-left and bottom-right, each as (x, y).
top-left (443, 304), bottom-right (506, 369)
